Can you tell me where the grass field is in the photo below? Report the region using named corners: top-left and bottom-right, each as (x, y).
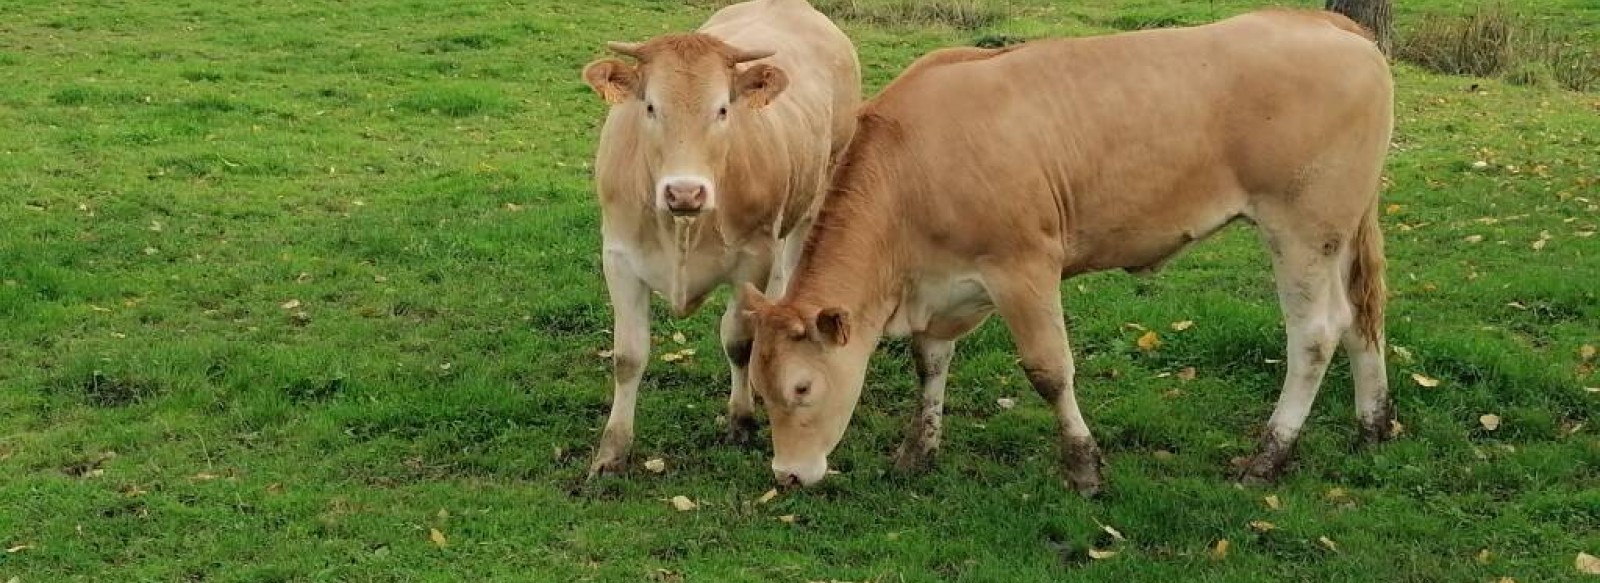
top-left (2, 0), bottom-right (1598, 580)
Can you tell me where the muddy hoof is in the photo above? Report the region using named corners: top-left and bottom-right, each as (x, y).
top-left (586, 450), bottom-right (630, 480)
top-left (724, 414), bottom-right (760, 447)
top-left (890, 442), bottom-right (938, 473)
top-left (1060, 435), bottom-right (1105, 498)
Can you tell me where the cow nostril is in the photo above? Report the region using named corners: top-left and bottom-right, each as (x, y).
top-left (777, 473), bottom-right (800, 488)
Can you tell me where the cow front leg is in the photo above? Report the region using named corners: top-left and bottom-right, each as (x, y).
top-left (892, 334), bottom-right (954, 472)
top-left (721, 295), bottom-right (759, 446)
top-left (985, 264), bottom-right (1103, 497)
top-left (589, 252), bottom-right (651, 479)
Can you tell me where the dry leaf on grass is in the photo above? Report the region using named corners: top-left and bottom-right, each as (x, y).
top-left (757, 488), bottom-right (779, 505)
top-left (429, 528), bottom-right (447, 548)
top-left (280, 299), bottom-right (302, 310)
top-left (1479, 414), bottom-right (1502, 431)
top-left (1097, 521), bottom-right (1126, 541)
top-left (1177, 367), bottom-right (1197, 381)
top-left (996, 397), bottom-right (1016, 410)
top-left (644, 458), bottom-right (666, 473)
top-left (1581, 344), bottom-right (1597, 361)
top-left (1411, 373), bottom-right (1441, 388)
top-left (1209, 539), bottom-right (1230, 560)
top-left (1248, 520), bottom-right (1276, 533)
top-left (1264, 495), bottom-right (1282, 511)
top-left (1465, 234), bottom-right (1485, 243)
top-left (1170, 320), bottom-right (1194, 331)
top-left (1317, 536), bottom-right (1339, 552)
top-left (1136, 331), bottom-right (1161, 352)
top-left (1087, 548), bottom-right (1117, 560)
top-left (777, 514), bottom-right (797, 524)
top-left (1477, 549), bottom-right (1493, 565)
top-left (5, 544), bottom-right (33, 553)
top-left (670, 496), bottom-right (697, 512)
top-left (671, 332), bottom-right (687, 344)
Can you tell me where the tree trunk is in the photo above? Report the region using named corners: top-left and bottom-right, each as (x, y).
top-left (1326, 0), bottom-right (1393, 55)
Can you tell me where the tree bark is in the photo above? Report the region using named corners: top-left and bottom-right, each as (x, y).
top-left (1326, 0), bottom-right (1393, 55)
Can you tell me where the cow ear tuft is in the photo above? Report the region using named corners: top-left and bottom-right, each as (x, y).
top-left (812, 307), bottom-right (851, 346)
top-left (582, 58), bottom-right (637, 105)
top-left (734, 64), bottom-right (788, 109)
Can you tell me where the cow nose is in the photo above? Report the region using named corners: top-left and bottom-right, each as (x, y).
top-left (663, 180), bottom-right (707, 214)
top-left (773, 470), bottom-right (801, 488)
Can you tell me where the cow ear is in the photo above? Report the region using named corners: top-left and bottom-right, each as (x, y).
top-left (739, 282), bottom-right (769, 321)
top-left (812, 307), bottom-right (851, 346)
top-left (734, 64), bottom-right (787, 109)
top-left (582, 58), bottom-right (637, 105)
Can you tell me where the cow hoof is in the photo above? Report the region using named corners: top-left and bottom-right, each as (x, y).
top-left (724, 414), bottom-right (760, 447)
top-left (1060, 435), bottom-right (1105, 498)
top-left (1236, 433), bottom-right (1295, 485)
top-left (1358, 404), bottom-right (1398, 446)
top-left (890, 442), bottom-right (938, 473)
top-left (587, 448), bottom-right (630, 479)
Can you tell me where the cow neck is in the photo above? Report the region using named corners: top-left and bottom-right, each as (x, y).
top-left (784, 140), bottom-right (902, 333)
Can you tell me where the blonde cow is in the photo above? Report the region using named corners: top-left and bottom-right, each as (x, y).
top-left (743, 10), bottom-right (1394, 495)
top-left (580, 0), bottom-right (860, 477)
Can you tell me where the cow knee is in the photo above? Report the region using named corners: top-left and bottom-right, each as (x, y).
top-left (724, 338), bottom-right (753, 368)
top-left (613, 353), bottom-right (644, 382)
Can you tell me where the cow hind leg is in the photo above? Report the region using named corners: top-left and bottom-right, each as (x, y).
top-left (1239, 223), bottom-right (1354, 484)
top-left (1344, 205), bottom-right (1393, 444)
top-left (891, 334), bottom-right (954, 472)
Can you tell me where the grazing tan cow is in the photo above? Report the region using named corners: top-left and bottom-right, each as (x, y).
top-left (742, 10), bottom-right (1393, 494)
top-left (580, 0), bottom-right (860, 477)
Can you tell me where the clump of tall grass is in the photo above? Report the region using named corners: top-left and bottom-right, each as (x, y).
top-left (811, 0), bottom-right (1006, 30)
top-left (1397, 3), bottom-right (1598, 92)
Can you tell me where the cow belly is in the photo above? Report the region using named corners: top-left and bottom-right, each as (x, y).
top-left (885, 273), bottom-right (994, 339)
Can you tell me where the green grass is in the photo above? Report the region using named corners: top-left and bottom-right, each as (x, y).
top-left (2, 0), bottom-right (1598, 581)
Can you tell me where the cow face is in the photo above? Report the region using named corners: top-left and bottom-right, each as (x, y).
top-left (741, 284), bottom-right (872, 487)
top-left (583, 35), bottom-right (788, 216)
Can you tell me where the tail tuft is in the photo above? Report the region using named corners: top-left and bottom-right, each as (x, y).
top-left (1348, 203), bottom-right (1387, 345)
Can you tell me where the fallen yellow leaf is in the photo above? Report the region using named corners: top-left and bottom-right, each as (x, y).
top-left (1170, 320), bottom-right (1195, 331)
top-left (670, 496), bottom-right (697, 512)
top-left (1411, 373), bottom-right (1441, 388)
top-left (1248, 520), bottom-right (1276, 533)
top-left (1479, 414), bottom-right (1502, 431)
top-left (1477, 548), bottom-right (1493, 565)
top-left (280, 299), bottom-right (302, 310)
top-left (1318, 536), bottom-right (1338, 552)
top-left (1389, 419), bottom-right (1406, 438)
top-left (1087, 548), bottom-right (1117, 560)
top-left (1578, 552), bottom-right (1600, 575)
top-left (644, 458), bottom-right (666, 473)
top-left (777, 514), bottom-right (797, 524)
top-left (1210, 539), bottom-right (1230, 560)
top-left (1385, 203), bottom-right (1403, 215)
top-left (1264, 495), bottom-right (1282, 511)
top-left (757, 488), bottom-right (779, 505)
top-left (429, 528), bottom-right (447, 548)
top-left (5, 544), bottom-right (32, 553)
top-left (671, 332), bottom-right (687, 344)
top-left (1136, 331), bottom-right (1161, 352)
top-left (1099, 522), bottom-right (1126, 541)
top-left (1581, 344), bottom-right (1596, 361)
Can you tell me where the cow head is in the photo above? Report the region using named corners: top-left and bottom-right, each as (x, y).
top-left (583, 34), bottom-right (789, 216)
top-left (741, 283), bottom-right (873, 487)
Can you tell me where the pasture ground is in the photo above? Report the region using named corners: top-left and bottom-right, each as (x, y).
top-left (2, 0), bottom-right (1597, 580)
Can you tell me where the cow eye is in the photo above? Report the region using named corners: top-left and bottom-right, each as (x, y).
top-left (645, 103), bottom-right (656, 118)
top-left (793, 382), bottom-right (811, 397)
top-left (717, 105), bottom-right (728, 120)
